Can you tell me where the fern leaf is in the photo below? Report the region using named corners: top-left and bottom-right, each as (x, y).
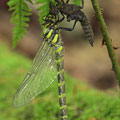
top-left (7, 0), bottom-right (32, 47)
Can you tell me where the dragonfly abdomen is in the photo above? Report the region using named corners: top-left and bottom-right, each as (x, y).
top-left (54, 41), bottom-right (68, 120)
top-left (58, 74), bottom-right (68, 120)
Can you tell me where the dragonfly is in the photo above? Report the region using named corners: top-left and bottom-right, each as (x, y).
top-left (13, 0), bottom-right (94, 119)
top-left (13, 15), bottom-right (68, 120)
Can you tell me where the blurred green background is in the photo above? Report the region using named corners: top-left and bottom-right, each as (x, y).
top-left (1, 41), bottom-right (120, 120)
top-left (0, 0), bottom-right (120, 120)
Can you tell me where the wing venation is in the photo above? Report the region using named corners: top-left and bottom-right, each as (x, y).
top-left (13, 42), bottom-right (57, 107)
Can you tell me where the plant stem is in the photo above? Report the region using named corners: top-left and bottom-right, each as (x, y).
top-left (91, 0), bottom-right (120, 86)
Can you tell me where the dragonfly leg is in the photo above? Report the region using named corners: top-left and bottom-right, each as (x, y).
top-left (80, 0), bottom-right (84, 9)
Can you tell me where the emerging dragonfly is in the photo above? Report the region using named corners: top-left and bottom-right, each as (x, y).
top-left (13, 15), bottom-right (68, 119)
top-left (13, 0), bottom-right (94, 119)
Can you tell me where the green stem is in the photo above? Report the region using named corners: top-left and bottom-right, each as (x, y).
top-left (91, 0), bottom-right (120, 86)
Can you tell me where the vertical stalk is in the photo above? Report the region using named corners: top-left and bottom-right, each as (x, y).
top-left (91, 0), bottom-right (120, 86)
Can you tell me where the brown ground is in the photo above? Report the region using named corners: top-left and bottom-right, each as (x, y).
top-left (0, 0), bottom-right (120, 90)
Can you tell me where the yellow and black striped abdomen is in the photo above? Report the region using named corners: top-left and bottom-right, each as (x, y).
top-left (54, 40), bottom-right (68, 120)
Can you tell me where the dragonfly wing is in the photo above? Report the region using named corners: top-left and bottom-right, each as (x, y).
top-left (13, 42), bottom-right (57, 107)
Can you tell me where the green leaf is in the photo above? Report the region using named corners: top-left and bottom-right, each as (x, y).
top-left (7, 0), bottom-right (32, 48)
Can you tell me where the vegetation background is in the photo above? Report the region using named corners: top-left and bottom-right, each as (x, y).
top-left (0, 0), bottom-right (120, 120)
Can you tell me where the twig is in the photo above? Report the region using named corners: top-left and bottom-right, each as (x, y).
top-left (91, 0), bottom-right (120, 86)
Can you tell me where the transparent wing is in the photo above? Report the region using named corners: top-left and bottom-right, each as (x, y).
top-left (13, 42), bottom-right (57, 107)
